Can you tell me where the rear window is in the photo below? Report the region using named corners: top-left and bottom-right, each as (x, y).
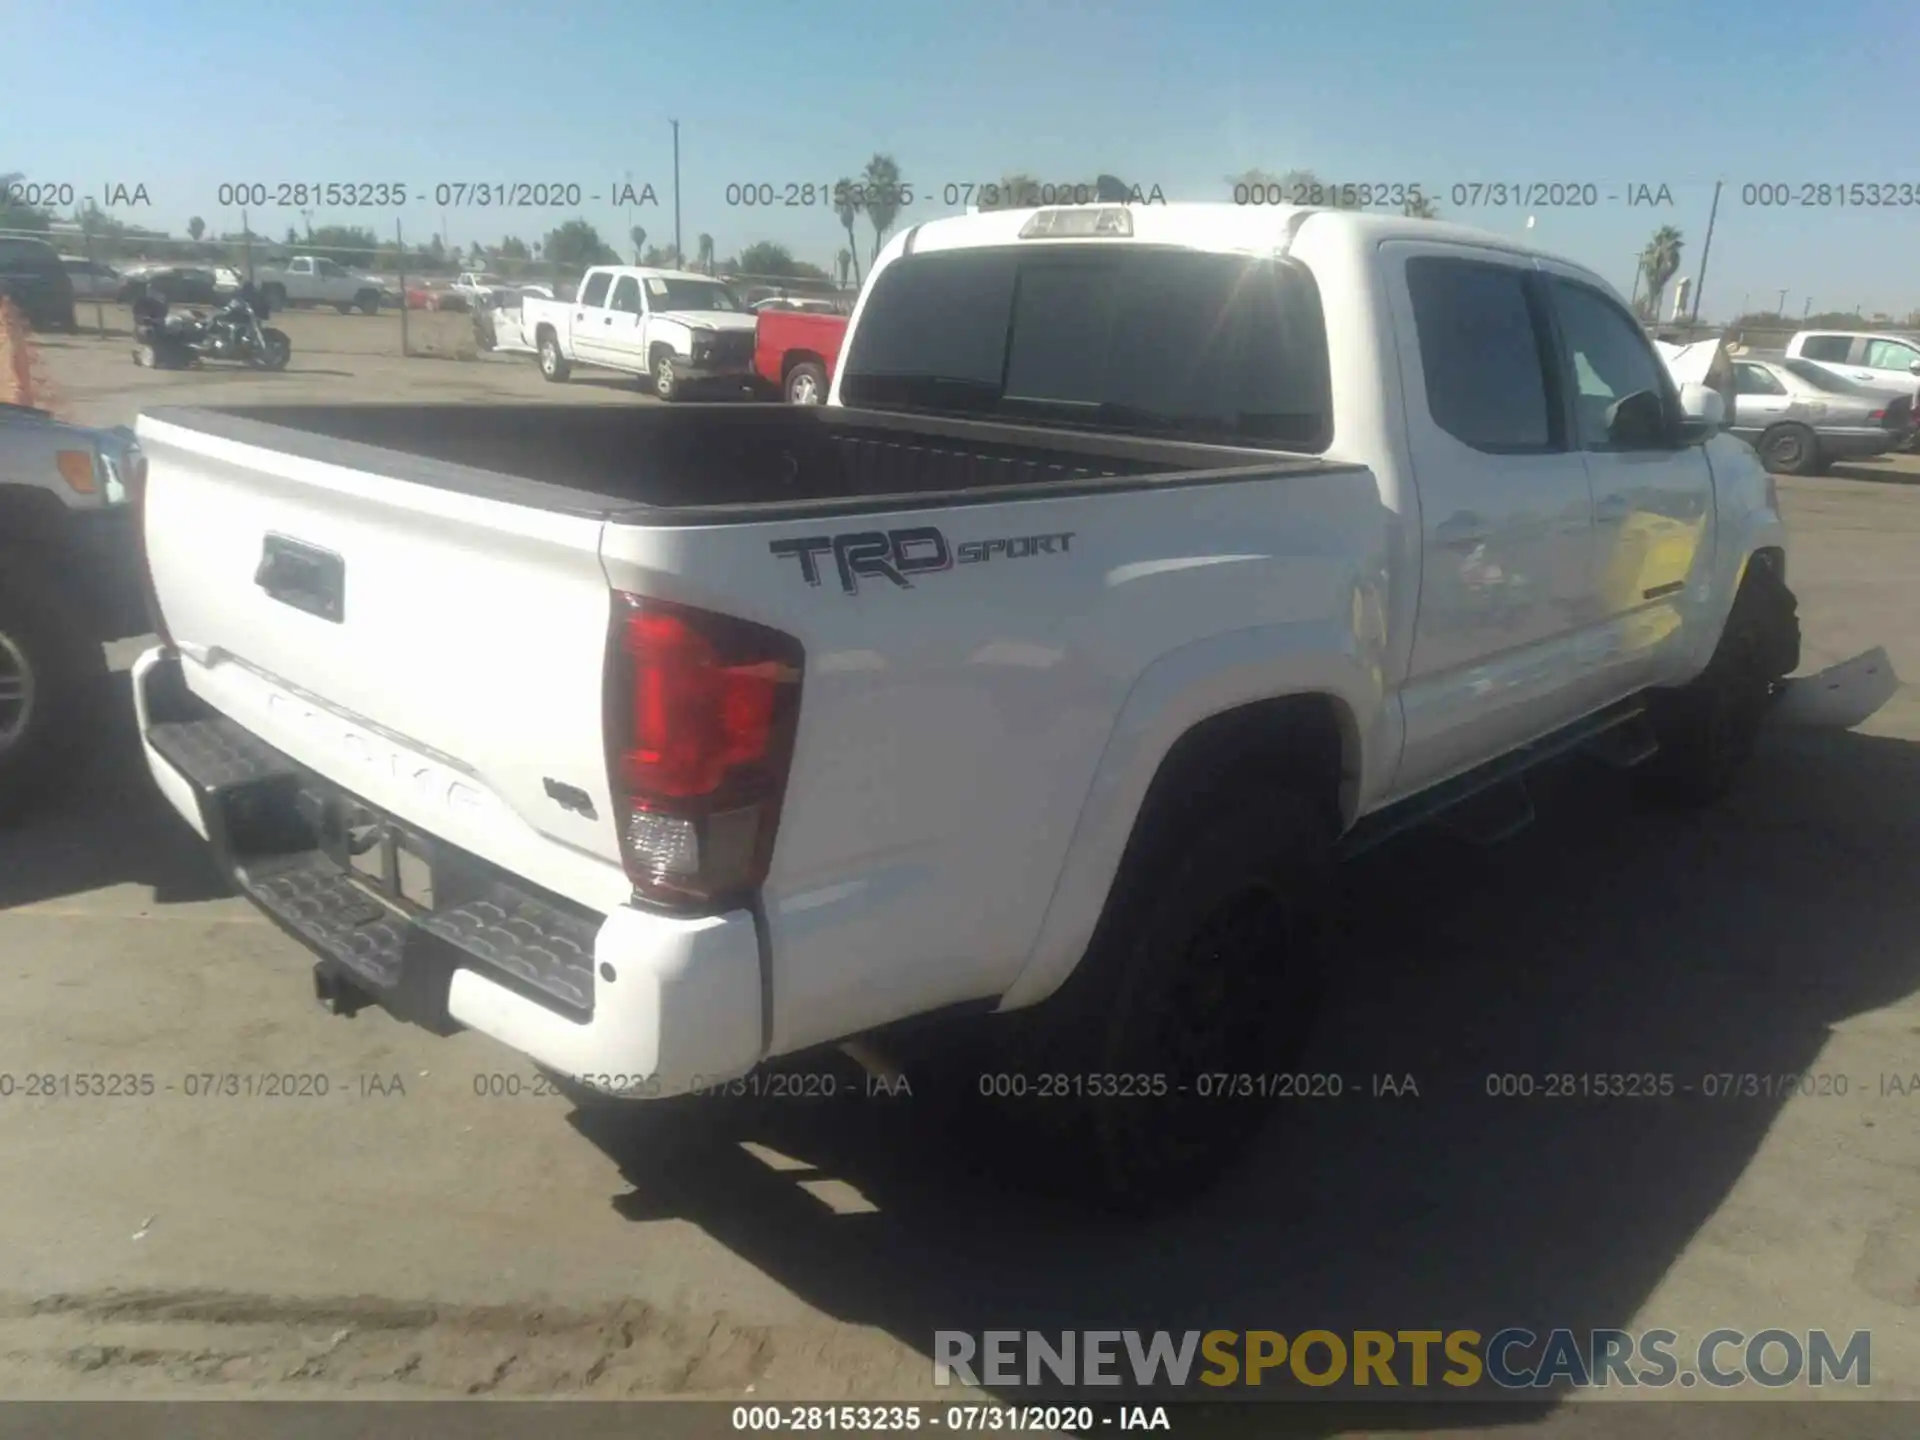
top-left (838, 245), bottom-right (1333, 450)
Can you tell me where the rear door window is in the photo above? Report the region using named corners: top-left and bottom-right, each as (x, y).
top-left (1403, 255), bottom-right (1557, 452)
top-left (1798, 334), bottom-right (1851, 361)
top-left (579, 271), bottom-right (612, 308)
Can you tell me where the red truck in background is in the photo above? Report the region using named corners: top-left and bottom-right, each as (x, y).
top-left (753, 305), bottom-right (850, 404)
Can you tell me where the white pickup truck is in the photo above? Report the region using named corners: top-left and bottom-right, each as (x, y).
top-left (522, 266), bottom-right (758, 400)
top-left (128, 204), bottom-right (1798, 1209)
top-left (253, 255), bottom-right (385, 315)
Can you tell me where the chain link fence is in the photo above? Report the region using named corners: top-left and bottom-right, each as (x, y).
top-left (3, 219), bottom-right (856, 360)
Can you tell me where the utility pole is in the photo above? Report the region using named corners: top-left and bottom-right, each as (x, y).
top-left (1776, 288), bottom-right (1788, 316)
top-left (1689, 179), bottom-right (1721, 326)
top-left (1803, 297), bottom-right (1812, 318)
top-left (1629, 259), bottom-right (1642, 312)
top-left (670, 119), bottom-right (682, 265)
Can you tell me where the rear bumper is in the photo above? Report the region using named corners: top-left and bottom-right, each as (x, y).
top-left (1814, 426), bottom-right (1900, 460)
top-left (130, 647), bottom-right (765, 1097)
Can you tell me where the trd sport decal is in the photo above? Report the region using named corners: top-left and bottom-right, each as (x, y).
top-left (770, 527), bottom-right (1076, 595)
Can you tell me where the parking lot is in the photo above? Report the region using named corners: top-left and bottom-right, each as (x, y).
top-left (0, 327), bottom-right (1916, 1426)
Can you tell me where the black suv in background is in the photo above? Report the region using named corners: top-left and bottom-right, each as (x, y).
top-left (0, 236), bottom-right (79, 333)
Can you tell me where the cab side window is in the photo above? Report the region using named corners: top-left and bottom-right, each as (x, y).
top-left (1864, 338), bottom-right (1919, 371)
top-left (1405, 256), bottom-right (1559, 453)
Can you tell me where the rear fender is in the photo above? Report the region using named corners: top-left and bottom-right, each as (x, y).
top-left (997, 620), bottom-right (1385, 1012)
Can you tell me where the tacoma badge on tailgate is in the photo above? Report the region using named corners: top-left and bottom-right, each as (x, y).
top-left (770, 526), bottom-right (1075, 595)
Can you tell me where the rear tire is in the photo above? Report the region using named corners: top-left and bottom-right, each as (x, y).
top-left (538, 333), bottom-right (570, 382)
top-left (355, 290), bottom-right (381, 316)
top-left (966, 788), bottom-right (1334, 1214)
top-left (0, 559), bottom-right (108, 824)
top-left (785, 360), bottom-right (827, 405)
top-left (1758, 422), bottom-right (1819, 477)
top-left (260, 328), bottom-right (291, 371)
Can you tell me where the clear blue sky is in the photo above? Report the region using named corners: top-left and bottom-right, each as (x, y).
top-left (6, 0), bottom-right (1917, 318)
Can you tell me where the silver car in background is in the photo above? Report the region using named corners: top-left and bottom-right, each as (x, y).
top-left (1730, 353), bottom-right (1914, 474)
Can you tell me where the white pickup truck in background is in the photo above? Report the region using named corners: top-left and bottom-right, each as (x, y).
top-left (1784, 328), bottom-right (1920, 398)
top-left (521, 266), bottom-right (758, 400)
top-left (128, 203), bottom-right (1799, 1211)
top-left (253, 255), bottom-right (385, 315)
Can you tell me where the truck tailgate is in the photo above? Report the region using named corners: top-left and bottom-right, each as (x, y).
top-left (137, 413), bottom-right (632, 915)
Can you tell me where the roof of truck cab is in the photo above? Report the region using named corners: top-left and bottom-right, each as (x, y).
top-left (1790, 328), bottom-right (1919, 343)
top-left (588, 265), bottom-right (725, 283)
top-left (892, 201), bottom-right (1596, 275)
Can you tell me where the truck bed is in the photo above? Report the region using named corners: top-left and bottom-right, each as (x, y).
top-left (145, 403), bottom-right (1329, 523)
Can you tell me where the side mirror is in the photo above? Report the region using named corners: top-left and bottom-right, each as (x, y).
top-left (1606, 388), bottom-right (1674, 447)
top-left (1677, 381), bottom-right (1726, 430)
top-left (1907, 360), bottom-right (1920, 376)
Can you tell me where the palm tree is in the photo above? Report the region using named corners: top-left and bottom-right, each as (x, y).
top-left (1402, 194), bottom-right (1440, 220)
top-left (862, 153), bottom-right (905, 269)
top-left (1638, 226), bottom-right (1684, 320)
top-left (187, 215), bottom-right (206, 241)
top-left (629, 225), bottom-right (646, 265)
top-left (697, 233), bottom-right (714, 274)
top-left (836, 248), bottom-right (853, 288)
top-left (834, 179), bottom-right (864, 286)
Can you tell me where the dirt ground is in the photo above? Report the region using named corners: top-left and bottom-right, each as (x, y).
top-left (32, 309), bottom-right (652, 424)
top-left (0, 333), bottom-right (1916, 1430)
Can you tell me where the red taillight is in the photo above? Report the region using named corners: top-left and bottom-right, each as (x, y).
top-left (606, 594), bottom-right (803, 909)
top-left (130, 451), bottom-right (174, 648)
top-left (1868, 408), bottom-right (1886, 422)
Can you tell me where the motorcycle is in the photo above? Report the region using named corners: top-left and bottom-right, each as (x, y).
top-left (132, 287), bottom-right (291, 372)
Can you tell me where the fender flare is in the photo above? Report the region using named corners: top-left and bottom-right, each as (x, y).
top-left (996, 620), bottom-right (1384, 1012)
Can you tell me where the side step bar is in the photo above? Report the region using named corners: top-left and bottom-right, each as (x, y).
top-left (1337, 698), bottom-right (1654, 861)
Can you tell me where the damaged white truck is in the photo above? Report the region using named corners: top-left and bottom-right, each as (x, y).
top-left (128, 203), bottom-right (1799, 1209)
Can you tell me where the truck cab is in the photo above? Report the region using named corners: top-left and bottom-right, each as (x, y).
top-left (524, 267), bottom-right (758, 400)
top-left (258, 255), bottom-right (384, 315)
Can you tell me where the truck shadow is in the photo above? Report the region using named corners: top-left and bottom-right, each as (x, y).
top-left (570, 664), bottom-right (1920, 1435)
top-left (1826, 458), bottom-right (1920, 486)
